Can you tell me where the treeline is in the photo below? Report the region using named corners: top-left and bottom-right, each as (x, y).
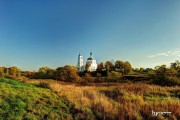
top-left (96, 60), bottom-right (132, 75)
top-left (0, 60), bottom-right (180, 86)
top-left (27, 60), bottom-right (132, 81)
top-left (28, 65), bottom-right (79, 82)
top-left (148, 60), bottom-right (180, 86)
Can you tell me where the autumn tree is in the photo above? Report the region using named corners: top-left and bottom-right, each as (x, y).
top-left (55, 65), bottom-right (79, 82)
top-left (97, 62), bottom-right (104, 72)
top-left (85, 61), bottom-right (91, 71)
top-left (115, 60), bottom-right (125, 74)
top-left (0, 67), bottom-right (5, 77)
top-left (124, 61), bottom-right (132, 74)
top-left (114, 60), bottom-right (132, 75)
top-left (9, 66), bottom-right (21, 77)
top-left (105, 61), bottom-right (114, 72)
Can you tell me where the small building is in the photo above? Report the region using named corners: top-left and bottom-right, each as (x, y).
top-left (77, 51), bottom-right (97, 72)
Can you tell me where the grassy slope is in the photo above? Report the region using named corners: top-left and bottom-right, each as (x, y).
top-left (0, 78), bottom-right (76, 120)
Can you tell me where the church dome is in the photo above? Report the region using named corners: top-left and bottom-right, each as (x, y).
top-left (87, 57), bottom-right (94, 60)
top-left (87, 52), bottom-right (94, 60)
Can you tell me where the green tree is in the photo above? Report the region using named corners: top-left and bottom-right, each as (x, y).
top-left (139, 67), bottom-right (144, 73)
top-left (114, 60), bottom-right (132, 75)
top-left (155, 65), bottom-right (166, 75)
top-left (152, 65), bottom-right (180, 86)
top-left (165, 68), bottom-right (177, 77)
top-left (37, 66), bottom-right (55, 79)
top-left (170, 60), bottom-right (180, 77)
top-left (115, 60), bottom-right (124, 71)
top-left (39, 66), bottom-right (49, 73)
top-left (171, 60), bottom-right (180, 70)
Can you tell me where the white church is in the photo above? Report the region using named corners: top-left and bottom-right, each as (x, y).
top-left (77, 51), bottom-right (97, 72)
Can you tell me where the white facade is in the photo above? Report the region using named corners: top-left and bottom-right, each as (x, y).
top-left (77, 51), bottom-right (97, 72)
top-left (77, 53), bottom-right (84, 71)
top-left (86, 52), bottom-right (97, 72)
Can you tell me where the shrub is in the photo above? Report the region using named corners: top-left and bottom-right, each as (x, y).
top-left (107, 71), bottom-right (122, 78)
top-left (150, 75), bottom-right (180, 86)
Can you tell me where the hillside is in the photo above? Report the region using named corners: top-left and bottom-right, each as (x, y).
top-left (0, 78), bottom-right (77, 120)
top-left (1, 78), bottom-right (180, 120)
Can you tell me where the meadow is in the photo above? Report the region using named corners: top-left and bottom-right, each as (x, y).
top-left (24, 79), bottom-right (180, 120)
top-left (0, 78), bottom-right (82, 120)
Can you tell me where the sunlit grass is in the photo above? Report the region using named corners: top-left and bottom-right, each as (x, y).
top-left (0, 78), bottom-right (76, 120)
top-left (23, 79), bottom-right (180, 119)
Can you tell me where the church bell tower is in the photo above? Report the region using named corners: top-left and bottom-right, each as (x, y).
top-left (77, 53), bottom-right (84, 71)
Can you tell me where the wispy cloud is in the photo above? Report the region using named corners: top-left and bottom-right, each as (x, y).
top-left (148, 49), bottom-right (180, 58)
top-left (143, 61), bottom-right (172, 68)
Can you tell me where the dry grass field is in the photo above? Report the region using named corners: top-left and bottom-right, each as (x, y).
top-left (24, 79), bottom-right (180, 120)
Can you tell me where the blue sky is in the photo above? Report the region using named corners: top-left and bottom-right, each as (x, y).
top-left (0, 0), bottom-right (180, 70)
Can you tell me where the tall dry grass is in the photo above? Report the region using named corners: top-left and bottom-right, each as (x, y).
top-left (25, 79), bottom-right (180, 120)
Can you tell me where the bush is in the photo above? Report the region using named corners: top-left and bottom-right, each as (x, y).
top-left (150, 75), bottom-right (180, 86)
top-left (165, 76), bottom-right (180, 86)
top-left (107, 71), bottom-right (122, 78)
top-left (74, 76), bottom-right (86, 83)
